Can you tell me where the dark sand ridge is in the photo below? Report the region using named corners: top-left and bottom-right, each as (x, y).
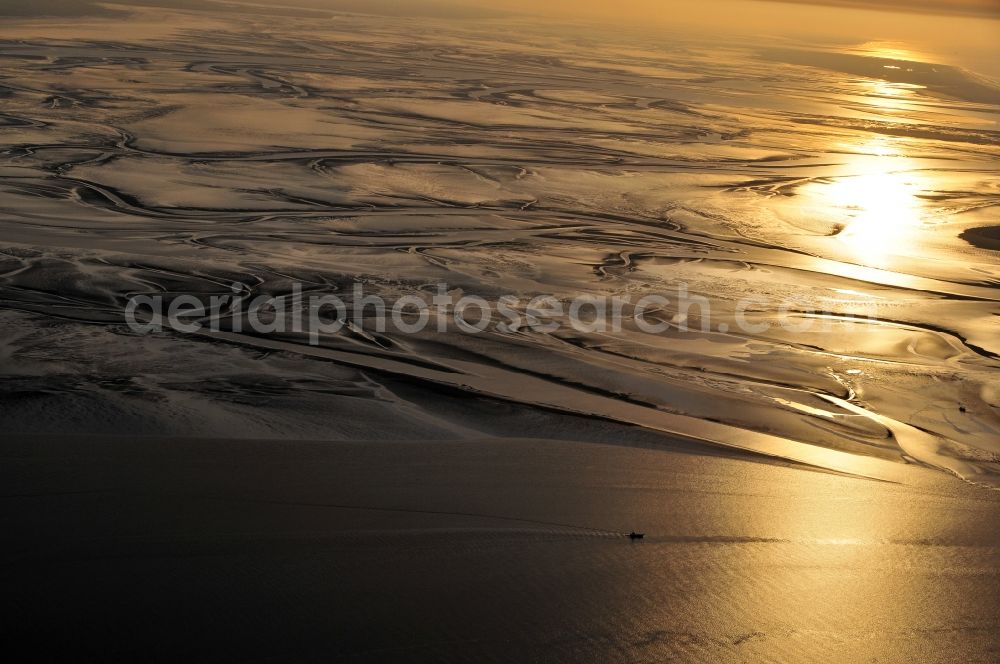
top-left (961, 225), bottom-right (1000, 252)
top-left (762, 48), bottom-right (1000, 105)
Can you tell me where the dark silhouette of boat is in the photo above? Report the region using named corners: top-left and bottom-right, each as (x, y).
top-left (628, 531), bottom-right (644, 540)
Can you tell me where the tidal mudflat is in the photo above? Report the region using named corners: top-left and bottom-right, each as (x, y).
top-left (1, 4), bottom-right (997, 484)
top-left (0, 2), bottom-right (998, 660)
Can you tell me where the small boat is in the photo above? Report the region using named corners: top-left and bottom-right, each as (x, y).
top-left (628, 531), bottom-right (644, 540)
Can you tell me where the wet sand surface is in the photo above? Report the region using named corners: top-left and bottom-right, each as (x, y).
top-left (2, 435), bottom-right (998, 662)
top-left (0, 5), bottom-right (997, 488)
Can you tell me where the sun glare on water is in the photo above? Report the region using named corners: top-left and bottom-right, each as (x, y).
top-left (823, 140), bottom-right (925, 268)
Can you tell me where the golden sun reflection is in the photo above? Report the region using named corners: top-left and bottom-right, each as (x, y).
top-left (863, 79), bottom-right (922, 114)
top-left (851, 41), bottom-right (926, 64)
top-left (823, 140), bottom-right (925, 268)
